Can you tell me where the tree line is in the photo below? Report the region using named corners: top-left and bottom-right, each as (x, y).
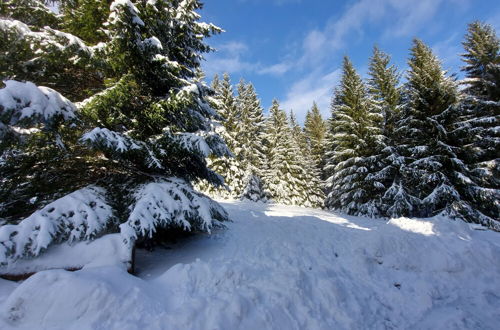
top-left (205, 22), bottom-right (499, 230)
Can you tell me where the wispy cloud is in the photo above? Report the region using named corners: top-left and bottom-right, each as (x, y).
top-left (280, 0), bottom-right (471, 122)
top-left (280, 69), bottom-right (341, 122)
top-left (203, 41), bottom-right (258, 77)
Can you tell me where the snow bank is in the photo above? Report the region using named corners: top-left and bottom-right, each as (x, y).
top-left (0, 234), bottom-right (131, 276)
top-left (1, 201), bottom-right (499, 329)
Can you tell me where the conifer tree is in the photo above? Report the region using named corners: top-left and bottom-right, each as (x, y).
top-left (451, 22), bottom-right (500, 229)
top-left (395, 39), bottom-right (461, 217)
top-left (198, 73), bottom-right (246, 199)
top-left (261, 100), bottom-right (304, 205)
top-left (235, 79), bottom-right (267, 201)
top-left (0, 0), bottom-right (230, 264)
top-left (324, 56), bottom-right (384, 216)
top-left (289, 111), bottom-right (324, 207)
top-left (365, 46), bottom-right (410, 217)
top-left (304, 102), bottom-right (327, 179)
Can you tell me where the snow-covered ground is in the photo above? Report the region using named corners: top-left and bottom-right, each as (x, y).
top-left (1, 200), bottom-right (499, 329)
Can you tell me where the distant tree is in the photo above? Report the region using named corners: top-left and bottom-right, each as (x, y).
top-left (289, 111), bottom-right (324, 207)
top-left (261, 100), bottom-right (304, 205)
top-left (304, 102), bottom-right (327, 180)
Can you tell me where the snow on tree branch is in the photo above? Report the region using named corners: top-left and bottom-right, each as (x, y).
top-left (0, 186), bottom-right (113, 265)
top-left (120, 179), bottom-right (228, 246)
top-left (0, 80), bottom-right (76, 123)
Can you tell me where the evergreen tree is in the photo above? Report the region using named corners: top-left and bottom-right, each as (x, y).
top-left (395, 39), bottom-right (460, 217)
top-left (289, 111), bottom-right (324, 207)
top-left (304, 102), bottom-right (327, 180)
top-left (235, 79), bottom-right (267, 202)
top-left (199, 73), bottom-right (247, 199)
top-left (0, 0), bottom-right (230, 264)
top-left (451, 22), bottom-right (500, 229)
top-left (0, 0), bottom-right (104, 100)
top-left (261, 100), bottom-right (304, 205)
top-left (324, 56), bottom-right (384, 216)
top-left (365, 46), bottom-right (410, 217)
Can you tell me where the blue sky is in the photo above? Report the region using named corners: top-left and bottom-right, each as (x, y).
top-left (200, 0), bottom-right (500, 123)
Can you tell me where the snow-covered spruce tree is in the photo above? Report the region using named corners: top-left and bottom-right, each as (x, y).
top-left (235, 79), bottom-right (267, 202)
top-left (450, 22), bottom-right (500, 229)
top-left (324, 56), bottom-right (384, 216)
top-left (304, 102), bottom-right (327, 180)
top-left (289, 111), bottom-right (324, 207)
top-left (365, 46), bottom-right (413, 217)
top-left (0, 0), bottom-right (230, 264)
top-left (0, 0), bottom-right (105, 100)
top-left (261, 100), bottom-right (305, 205)
top-left (197, 73), bottom-right (247, 199)
top-left (395, 39), bottom-right (462, 218)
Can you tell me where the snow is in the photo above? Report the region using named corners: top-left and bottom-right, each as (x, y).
top-left (0, 186), bottom-right (113, 265)
top-left (0, 234), bottom-right (131, 276)
top-left (0, 80), bottom-right (76, 124)
top-left (120, 180), bottom-right (227, 246)
top-left (1, 201), bottom-right (499, 329)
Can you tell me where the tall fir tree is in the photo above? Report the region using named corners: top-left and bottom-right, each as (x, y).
top-left (395, 39), bottom-right (461, 218)
top-left (199, 73), bottom-right (247, 199)
top-left (324, 56), bottom-right (384, 216)
top-left (304, 102), bottom-right (327, 180)
top-left (289, 111), bottom-right (325, 207)
top-left (451, 22), bottom-right (500, 229)
top-left (0, 0), bottom-right (230, 264)
top-left (365, 46), bottom-right (410, 217)
top-left (235, 79), bottom-right (267, 202)
top-left (261, 100), bottom-right (305, 205)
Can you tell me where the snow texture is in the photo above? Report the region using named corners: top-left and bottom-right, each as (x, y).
top-left (1, 201), bottom-right (499, 329)
top-left (0, 186), bottom-right (113, 265)
top-left (0, 80), bottom-right (76, 125)
top-left (0, 234), bottom-right (131, 276)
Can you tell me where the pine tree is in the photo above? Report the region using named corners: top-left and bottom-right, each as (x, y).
top-left (199, 73), bottom-right (247, 199)
top-left (304, 102), bottom-right (327, 180)
top-left (261, 100), bottom-right (304, 205)
top-left (324, 56), bottom-right (384, 216)
top-left (289, 111), bottom-right (324, 207)
top-left (0, 0), bottom-right (104, 100)
top-left (0, 0), bottom-right (230, 264)
top-left (451, 22), bottom-right (500, 229)
top-left (395, 39), bottom-right (461, 217)
top-left (365, 46), bottom-right (410, 217)
top-left (235, 79), bottom-right (267, 202)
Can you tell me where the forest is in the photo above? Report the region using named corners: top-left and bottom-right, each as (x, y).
top-left (0, 1), bottom-right (499, 328)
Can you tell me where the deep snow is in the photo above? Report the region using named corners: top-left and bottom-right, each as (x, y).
top-left (0, 200), bottom-right (499, 329)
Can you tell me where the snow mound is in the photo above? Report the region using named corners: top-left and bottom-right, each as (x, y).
top-left (1, 201), bottom-right (499, 329)
top-left (0, 234), bottom-right (131, 276)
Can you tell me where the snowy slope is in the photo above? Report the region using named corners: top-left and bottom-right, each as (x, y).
top-left (1, 201), bottom-right (499, 329)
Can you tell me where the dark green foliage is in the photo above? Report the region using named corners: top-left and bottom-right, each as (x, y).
top-left (324, 57), bottom-right (384, 215)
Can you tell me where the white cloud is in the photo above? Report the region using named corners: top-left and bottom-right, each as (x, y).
top-left (203, 41), bottom-right (257, 77)
top-left (280, 69), bottom-right (341, 123)
top-left (257, 62), bottom-right (292, 75)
